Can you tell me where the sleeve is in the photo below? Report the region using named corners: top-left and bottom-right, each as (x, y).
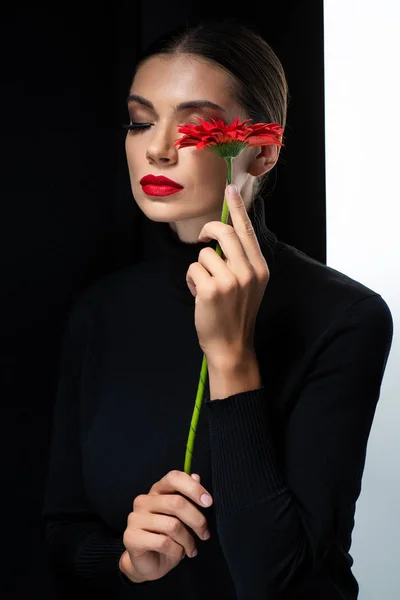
top-left (42, 296), bottom-right (135, 595)
top-left (204, 293), bottom-right (393, 599)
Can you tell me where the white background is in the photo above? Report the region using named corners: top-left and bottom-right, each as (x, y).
top-left (324, 1), bottom-right (399, 597)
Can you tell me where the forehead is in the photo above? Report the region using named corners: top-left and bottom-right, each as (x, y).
top-left (131, 54), bottom-right (238, 110)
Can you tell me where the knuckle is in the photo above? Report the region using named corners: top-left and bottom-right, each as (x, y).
top-left (199, 247), bottom-right (212, 260)
top-left (167, 494), bottom-right (185, 511)
top-left (123, 529), bottom-right (134, 549)
top-left (240, 270), bottom-right (254, 286)
top-left (168, 469), bottom-right (180, 482)
top-left (256, 270), bottom-right (268, 287)
top-left (244, 222), bottom-right (256, 236)
top-left (242, 219), bottom-right (256, 237)
top-left (159, 536), bottom-right (170, 552)
top-left (186, 264), bottom-right (195, 280)
top-left (133, 494), bottom-right (145, 510)
top-left (226, 277), bottom-right (238, 290)
top-left (261, 266), bottom-right (270, 281)
top-left (167, 517), bottom-right (181, 534)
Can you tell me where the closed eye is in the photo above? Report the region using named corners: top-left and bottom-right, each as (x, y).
top-left (122, 122), bottom-right (152, 134)
top-left (123, 117), bottom-right (211, 134)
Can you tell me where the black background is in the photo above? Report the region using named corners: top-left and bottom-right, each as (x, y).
top-left (1, 1), bottom-right (325, 597)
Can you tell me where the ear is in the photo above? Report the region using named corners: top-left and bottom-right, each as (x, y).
top-left (248, 144), bottom-right (280, 178)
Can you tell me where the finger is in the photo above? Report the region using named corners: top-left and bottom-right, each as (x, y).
top-left (224, 184), bottom-right (269, 276)
top-left (139, 490), bottom-right (210, 542)
top-left (132, 512), bottom-right (198, 559)
top-left (186, 261), bottom-right (215, 298)
top-left (225, 184), bottom-right (254, 232)
top-left (198, 221), bottom-right (249, 270)
top-left (150, 470), bottom-right (213, 508)
top-left (195, 243), bottom-right (252, 289)
top-left (125, 526), bottom-right (187, 565)
top-left (159, 513), bottom-right (198, 558)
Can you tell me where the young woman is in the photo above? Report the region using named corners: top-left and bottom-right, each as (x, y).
top-left (43, 17), bottom-right (393, 599)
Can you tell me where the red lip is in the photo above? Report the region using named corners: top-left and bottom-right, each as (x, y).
top-left (140, 174), bottom-right (183, 188)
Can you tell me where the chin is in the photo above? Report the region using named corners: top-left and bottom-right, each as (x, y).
top-left (135, 200), bottom-right (182, 223)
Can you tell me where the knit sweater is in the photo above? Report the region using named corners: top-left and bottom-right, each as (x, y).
top-left (43, 195), bottom-right (393, 599)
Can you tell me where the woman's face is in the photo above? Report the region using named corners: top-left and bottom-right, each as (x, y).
top-left (125, 54), bottom-right (275, 242)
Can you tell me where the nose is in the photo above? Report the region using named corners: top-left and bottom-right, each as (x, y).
top-left (146, 126), bottom-right (179, 165)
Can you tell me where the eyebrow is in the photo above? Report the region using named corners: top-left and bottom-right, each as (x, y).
top-left (127, 94), bottom-right (226, 113)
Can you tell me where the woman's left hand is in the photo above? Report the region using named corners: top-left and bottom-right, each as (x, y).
top-left (186, 184), bottom-right (270, 370)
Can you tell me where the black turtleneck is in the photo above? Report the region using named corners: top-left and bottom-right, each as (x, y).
top-left (43, 195), bottom-right (393, 599)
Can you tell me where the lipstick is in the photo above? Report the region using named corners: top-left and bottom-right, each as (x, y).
top-left (140, 174), bottom-right (184, 197)
top-left (141, 184), bottom-right (183, 197)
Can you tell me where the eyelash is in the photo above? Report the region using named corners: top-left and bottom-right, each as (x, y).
top-left (122, 122), bottom-right (152, 134)
top-left (122, 119), bottom-right (204, 134)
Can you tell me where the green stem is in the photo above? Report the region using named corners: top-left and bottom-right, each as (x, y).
top-left (183, 156), bottom-right (233, 475)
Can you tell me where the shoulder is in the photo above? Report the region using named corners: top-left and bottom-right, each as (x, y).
top-left (274, 241), bottom-right (377, 295)
top-left (266, 241), bottom-right (393, 344)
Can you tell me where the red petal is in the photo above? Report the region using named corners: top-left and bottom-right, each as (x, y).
top-left (245, 135), bottom-right (283, 147)
top-left (174, 117), bottom-right (284, 150)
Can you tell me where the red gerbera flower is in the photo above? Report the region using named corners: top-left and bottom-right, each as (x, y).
top-left (174, 116), bottom-right (284, 158)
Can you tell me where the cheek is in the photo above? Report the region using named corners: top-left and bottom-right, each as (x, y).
top-left (125, 138), bottom-right (133, 161)
top-left (125, 139), bottom-right (141, 170)
top-left (196, 151), bottom-right (228, 182)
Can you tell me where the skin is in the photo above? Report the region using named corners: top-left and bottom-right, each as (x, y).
top-left (125, 53), bottom-right (280, 243)
top-left (119, 471), bottom-right (213, 583)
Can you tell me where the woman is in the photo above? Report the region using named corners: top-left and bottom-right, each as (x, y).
top-left (43, 17), bottom-right (393, 599)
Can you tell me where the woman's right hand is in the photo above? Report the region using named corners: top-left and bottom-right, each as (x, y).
top-left (119, 470), bottom-right (213, 583)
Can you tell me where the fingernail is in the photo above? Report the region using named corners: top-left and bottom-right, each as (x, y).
top-left (191, 473), bottom-right (200, 482)
top-left (191, 548), bottom-right (198, 558)
top-left (227, 183), bottom-right (238, 196)
top-left (201, 493), bottom-right (212, 507)
top-left (203, 530), bottom-right (211, 540)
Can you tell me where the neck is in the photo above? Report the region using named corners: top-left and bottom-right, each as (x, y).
top-left (150, 194), bottom-right (278, 305)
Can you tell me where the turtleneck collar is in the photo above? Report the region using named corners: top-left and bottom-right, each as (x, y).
top-left (151, 194), bottom-right (279, 305)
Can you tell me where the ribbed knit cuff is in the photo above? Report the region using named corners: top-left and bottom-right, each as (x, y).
top-left (74, 531), bottom-right (126, 588)
top-left (205, 388), bottom-right (288, 518)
